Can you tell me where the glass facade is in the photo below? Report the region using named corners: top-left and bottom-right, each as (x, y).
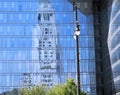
top-left (99, 0), bottom-right (113, 95)
top-left (108, 0), bottom-right (120, 94)
top-left (0, 0), bottom-right (96, 95)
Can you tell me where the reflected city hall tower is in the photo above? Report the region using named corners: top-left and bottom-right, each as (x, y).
top-left (32, 0), bottom-right (60, 86)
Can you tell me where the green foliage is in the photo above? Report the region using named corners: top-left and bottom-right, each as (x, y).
top-left (18, 87), bottom-right (29, 95)
top-left (18, 85), bottom-right (46, 95)
top-left (64, 78), bottom-right (77, 95)
top-left (47, 84), bottom-right (66, 95)
top-left (18, 78), bottom-right (87, 95)
top-left (81, 91), bottom-right (87, 95)
top-left (47, 78), bottom-right (77, 95)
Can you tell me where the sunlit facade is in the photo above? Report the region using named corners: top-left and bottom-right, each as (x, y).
top-left (108, 0), bottom-right (120, 94)
top-left (0, 0), bottom-right (96, 95)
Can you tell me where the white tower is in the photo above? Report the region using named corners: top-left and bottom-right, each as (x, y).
top-left (32, 0), bottom-right (59, 86)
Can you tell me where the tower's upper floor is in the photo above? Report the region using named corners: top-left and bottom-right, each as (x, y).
top-left (37, 0), bottom-right (55, 24)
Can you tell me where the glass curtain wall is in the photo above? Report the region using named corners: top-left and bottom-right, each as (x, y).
top-left (108, 0), bottom-right (120, 94)
top-left (0, 0), bottom-right (96, 95)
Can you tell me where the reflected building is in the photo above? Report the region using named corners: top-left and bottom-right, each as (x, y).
top-left (32, 0), bottom-right (60, 86)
